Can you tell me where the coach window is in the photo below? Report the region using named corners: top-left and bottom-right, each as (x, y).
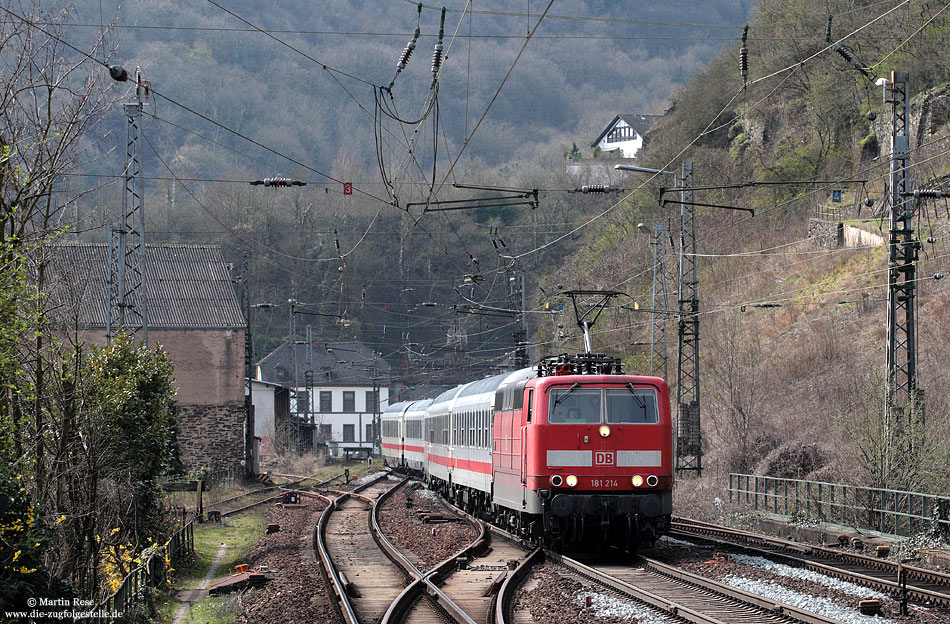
top-left (606, 387), bottom-right (659, 424)
top-left (548, 388), bottom-right (602, 424)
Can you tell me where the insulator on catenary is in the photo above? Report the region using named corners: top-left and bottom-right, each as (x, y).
top-left (739, 25), bottom-right (749, 80)
top-left (432, 7), bottom-right (446, 80)
top-left (833, 43), bottom-right (856, 65)
top-left (825, 15), bottom-right (833, 44)
top-left (913, 189), bottom-right (943, 199)
top-left (431, 43), bottom-right (443, 76)
top-left (571, 185), bottom-right (615, 194)
top-left (396, 37), bottom-right (417, 73)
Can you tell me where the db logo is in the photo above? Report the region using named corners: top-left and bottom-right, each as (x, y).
top-left (594, 451), bottom-right (615, 466)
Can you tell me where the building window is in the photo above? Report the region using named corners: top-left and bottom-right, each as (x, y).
top-left (319, 424), bottom-right (332, 441)
top-left (343, 391), bottom-right (355, 412)
top-left (607, 126), bottom-right (635, 143)
top-left (365, 423), bottom-right (374, 442)
top-left (365, 390), bottom-right (377, 412)
top-left (320, 391), bottom-right (332, 412)
top-left (343, 424), bottom-right (355, 442)
top-left (296, 390), bottom-right (309, 414)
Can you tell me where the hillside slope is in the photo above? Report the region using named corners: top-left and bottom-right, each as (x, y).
top-left (557, 0), bottom-right (950, 495)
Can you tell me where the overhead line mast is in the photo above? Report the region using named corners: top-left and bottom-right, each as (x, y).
top-left (675, 162), bottom-right (701, 476)
top-left (108, 67), bottom-right (149, 345)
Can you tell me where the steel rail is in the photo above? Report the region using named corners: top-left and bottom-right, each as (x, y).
top-left (207, 471), bottom-right (345, 514)
top-left (315, 470), bottom-right (395, 624)
top-left (495, 547), bottom-right (543, 624)
top-left (372, 479), bottom-right (480, 624)
top-left (549, 550), bottom-right (844, 624)
top-left (672, 517), bottom-right (950, 606)
top-left (548, 550), bottom-right (727, 624)
top-left (642, 556), bottom-right (843, 624)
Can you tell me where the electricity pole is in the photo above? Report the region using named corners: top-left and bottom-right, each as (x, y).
top-left (883, 70), bottom-right (938, 459)
top-left (306, 324), bottom-right (314, 449)
top-left (108, 67), bottom-right (148, 344)
top-left (676, 161), bottom-right (702, 476)
top-left (645, 224), bottom-right (668, 380)
top-left (288, 296), bottom-right (299, 453)
top-left (237, 252), bottom-right (254, 478)
top-left (885, 70), bottom-right (916, 426)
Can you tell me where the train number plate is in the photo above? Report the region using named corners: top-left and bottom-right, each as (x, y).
top-left (591, 479), bottom-right (619, 488)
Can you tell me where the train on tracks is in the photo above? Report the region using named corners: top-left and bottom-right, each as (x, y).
top-left (381, 352), bottom-right (673, 553)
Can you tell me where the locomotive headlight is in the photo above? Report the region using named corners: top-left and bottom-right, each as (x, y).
top-left (599, 425), bottom-right (611, 438)
top-left (550, 474), bottom-right (563, 487)
top-left (646, 474), bottom-right (659, 487)
top-left (565, 475), bottom-right (578, 488)
top-left (632, 475), bottom-right (644, 487)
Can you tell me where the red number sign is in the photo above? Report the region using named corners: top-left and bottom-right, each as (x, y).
top-left (343, 182), bottom-right (353, 195)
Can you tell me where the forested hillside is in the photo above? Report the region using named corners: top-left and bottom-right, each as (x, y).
top-left (54, 0), bottom-right (950, 492)
top-left (557, 0), bottom-right (950, 496)
top-left (57, 1), bottom-right (755, 371)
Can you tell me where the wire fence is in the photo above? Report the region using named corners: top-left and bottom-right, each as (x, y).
top-left (99, 520), bottom-right (195, 620)
top-left (729, 473), bottom-right (950, 537)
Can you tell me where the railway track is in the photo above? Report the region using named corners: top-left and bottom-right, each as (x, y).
top-left (672, 516), bottom-right (950, 608)
top-left (322, 475), bottom-right (887, 623)
top-left (531, 550), bottom-right (842, 624)
top-left (201, 471), bottom-right (349, 518)
top-left (317, 473), bottom-right (539, 624)
top-left (316, 474), bottom-right (410, 623)
top-left (430, 489), bottom-right (842, 623)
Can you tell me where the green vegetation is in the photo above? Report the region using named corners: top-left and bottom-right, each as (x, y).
top-left (180, 512), bottom-right (266, 589)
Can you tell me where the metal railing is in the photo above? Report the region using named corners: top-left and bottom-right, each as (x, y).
top-left (99, 520), bottom-right (195, 619)
top-left (729, 473), bottom-right (950, 537)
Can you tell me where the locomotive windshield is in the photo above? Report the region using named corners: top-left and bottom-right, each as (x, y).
top-left (547, 386), bottom-right (659, 424)
top-left (548, 388), bottom-right (601, 423)
top-left (606, 387), bottom-right (659, 424)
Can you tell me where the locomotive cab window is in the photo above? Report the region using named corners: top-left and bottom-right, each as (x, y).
top-left (548, 388), bottom-right (602, 424)
top-left (606, 387), bottom-right (659, 424)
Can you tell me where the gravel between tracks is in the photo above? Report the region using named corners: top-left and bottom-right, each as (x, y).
top-left (653, 537), bottom-right (949, 623)
top-left (378, 483), bottom-right (478, 569)
top-left (235, 499), bottom-right (342, 624)
top-left (515, 563), bottom-right (672, 624)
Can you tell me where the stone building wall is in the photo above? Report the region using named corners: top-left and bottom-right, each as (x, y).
top-left (807, 219), bottom-right (843, 249)
top-left (80, 327), bottom-right (246, 471)
top-left (177, 403), bottom-right (244, 470)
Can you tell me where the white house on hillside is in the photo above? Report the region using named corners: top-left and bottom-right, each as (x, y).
top-left (590, 114), bottom-right (659, 159)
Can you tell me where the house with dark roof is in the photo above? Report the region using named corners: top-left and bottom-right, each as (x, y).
top-left (46, 244), bottom-right (246, 471)
top-left (256, 341), bottom-right (391, 457)
top-left (590, 114), bottom-right (660, 159)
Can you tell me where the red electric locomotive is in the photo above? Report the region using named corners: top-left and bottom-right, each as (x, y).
top-left (489, 352), bottom-right (673, 552)
top-left (384, 350), bottom-right (673, 554)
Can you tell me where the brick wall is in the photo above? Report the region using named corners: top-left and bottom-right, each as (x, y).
top-left (177, 403), bottom-right (244, 470)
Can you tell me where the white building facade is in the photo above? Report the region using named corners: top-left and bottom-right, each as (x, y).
top-left (590, 114), bottom-right (658, 159)
top-left (256, 340), bottom-right (392, 458)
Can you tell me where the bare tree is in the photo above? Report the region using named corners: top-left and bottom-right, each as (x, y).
top-left (704, 311), bottom-right (773, 474)
top-left (0, 0), bottom-right (119, 483)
